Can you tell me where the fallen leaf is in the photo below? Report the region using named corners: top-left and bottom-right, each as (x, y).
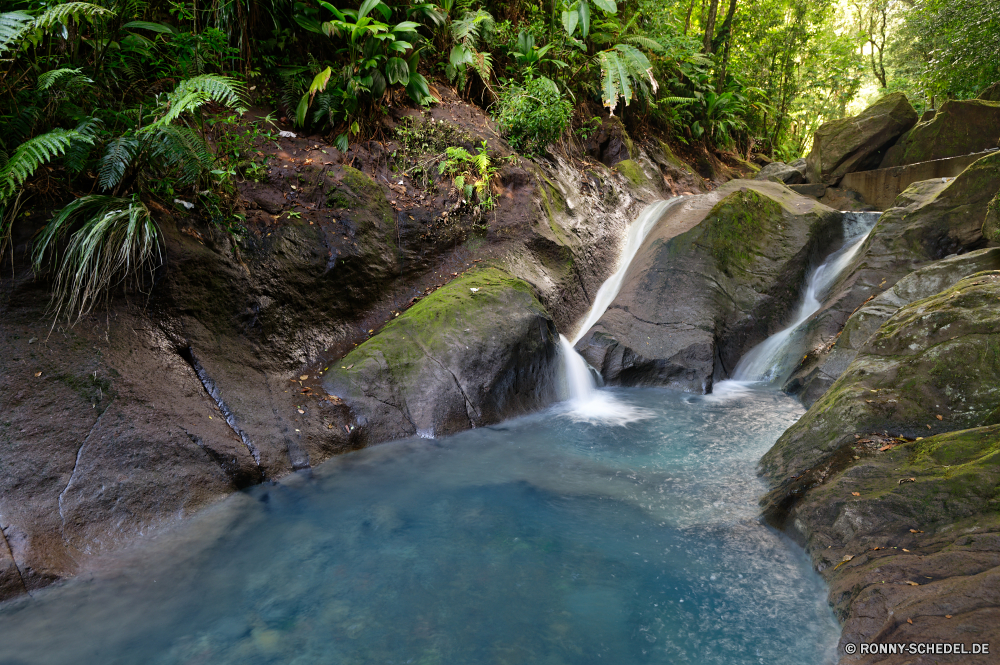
top-left (927, 424), bottom-right (932, 429)
top-left (297, 409), bottom-right (305, 414)
top-left (936, 414), bottom-right (943, 420)
top-left (902, 548), bottom-right (910, 552)
top-left (905, 581), bottom-right (919, 586)
top-left (852, 492), bottom-right (861, 496)
top-left (346, 364), bottom-right (353, 369)
top-left (34, 371), bottom-right (41, 377)
top-left (909, 528), bottom-right (924, 533)
top-left (300, 375), bottom-right (309, 381)
top-left (880, 444), bottom-right (892, 451)
top-left (327, 424), bottom-right (333, 429)
top-left (945, 615), bottom-right (952, 619)
top-left (843, 554), bottom-right (854, 561)
top-left (907, 618), bottom-right (913, 624)
top-left (899, 477), bottom-right (916, 484)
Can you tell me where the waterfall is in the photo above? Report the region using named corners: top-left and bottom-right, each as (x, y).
top-left (557, 198), bottom-right (683, 423)
top-left (730, 211), bottom-right (881, 384)
top-left (569, 198), bottom-right (683, 345)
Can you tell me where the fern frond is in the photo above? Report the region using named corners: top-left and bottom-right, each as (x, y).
top-left (0, 129), bottom-right (91, 199)
top-left (33, 3), bottom-right (112, 31)
top-left (64, 117), bottom-right (103, 174)
top-left (622, 35), bottom-right (665, 53)
top-left (38, 67), bottom-right (94, 91)
top-left (98, 135), bottom-right (139, 190)
top-left (32, 194), bottom-right (161, 324)
top-left (149, 124), bottom-right (213, 186)
top-left (1, 106), bottom-right (40, 150)
top-left (147, 75), bottom-right (248, 129)
top-left (452, 8), bottom-right (494, 50)
top-left (0, 11), bottom-right (33, 54)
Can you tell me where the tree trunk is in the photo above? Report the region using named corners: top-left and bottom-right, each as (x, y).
top-left (702, 0), bottom-right (720, 53)
top-left (684, 0), bottom-right (696, 35)
top-left (711, 0), bottom-right (738, 53)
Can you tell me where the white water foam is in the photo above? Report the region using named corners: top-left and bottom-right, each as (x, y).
top-left (557, 199), bottom-right (684, 424)
top-left (729, 211), bottom-right (882, 384)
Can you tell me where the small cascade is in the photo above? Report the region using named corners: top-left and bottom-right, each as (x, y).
top-left (730, 211), bottom-right (882, 384)
top-left (556, 198), bottom-right (683, 423)
top-left (570, 198), bottom-right (683, 345)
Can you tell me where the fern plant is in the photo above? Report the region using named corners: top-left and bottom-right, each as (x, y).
top-left (32, 195), bottom-right (160, 324)
top-left (438, 141), bottom-right (497, 209)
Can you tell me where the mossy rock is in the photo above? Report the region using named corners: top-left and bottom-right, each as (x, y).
top-left (322, 268), bottom-right (560, 442)
top-left (614, 159), bottom-right (647, 188)
top-left (574, 180), bottom-right (842, 392)
top-left (761, 271), bottom-right (1000, 495)
top-left (880, 99), bottom-right (1000, 168)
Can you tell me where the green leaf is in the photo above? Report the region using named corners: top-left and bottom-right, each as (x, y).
top-left (385, 57), bottom-right (409, 86)
top-left (450, 44), bottom-right (472, 66)
top-left (122, 20), bottom-right (174, 34)
top-left (357, 0), bottom-right (381, 20)
top-left (561, 9), bottom-right (578, 37)
top-left (296, 93), bottom-right (310, 127)
top-left (308, 66), bottom-right (333, 96)
top-left (578, 1), bottom-right (590, 38)
top-left (592, 0), bottom-right (616, 13)
top-left (406, 71), bottom-right (433, 104)
top-left (334, 133), bottom-right (349, 152)
top-left (392, 21), bottom-right (421, 32)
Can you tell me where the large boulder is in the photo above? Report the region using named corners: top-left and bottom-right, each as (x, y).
top-left (789, 248), bottom-right (1000, 405)
top-left (758, 273), bottom-right (1000, 657)
top-left (753, 161), bottom-right (805, 184)
top-left (880, 99), bottom-right (1000, 168)
top-left (978, 81), bottom-right (1000, 102)
top-left (322, 267), bottom-right (560, 441)
top-left (783, 152), bottom-right (1000, 403)
top-left (574, 180), bottom-right (842, 392)
top-left (806, 93), bottom-right (918, 185)
top-left (761, 271), bottom-right (1000, 492)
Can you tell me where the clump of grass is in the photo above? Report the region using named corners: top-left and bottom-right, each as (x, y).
top-left (32, 194), bottom-right (161, 324)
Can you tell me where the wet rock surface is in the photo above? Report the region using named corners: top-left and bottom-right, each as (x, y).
top-left (0, 93), bottom-right (704, 600)
top-left (783, 152), bottom-right (1000, 405)
top-left (755, 160), bottom-right (806, 184)
top-left (759, 275), bottom-right (1000, 662)
top-left (806, 93), bottom-right (918, 186)
top-left (575, 181), bottom-right (842, 392)
top-left (322, 268), bottom-right (559, 442)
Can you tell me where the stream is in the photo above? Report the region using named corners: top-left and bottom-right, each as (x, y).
top-left (0, 201), bottom-right (875, 665)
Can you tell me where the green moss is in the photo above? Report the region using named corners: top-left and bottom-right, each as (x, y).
top-left (615, 159), bottom-right (647, 188)
top-left (338, 268), bottom-right (544, 384)
top-left (702, 189), bottom-right (782, 276)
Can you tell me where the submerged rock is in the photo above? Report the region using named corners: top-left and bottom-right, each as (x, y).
top-left (575, 181), bottom-right (842, 392)
top-left (784, 152), bottom-right (1000, 402)
top-left (880, 99), bottom-right (1000, 168)
top-left (806, 93), bottom-right (918, 185)
top-left (323, 268), bottom-right (560, 441)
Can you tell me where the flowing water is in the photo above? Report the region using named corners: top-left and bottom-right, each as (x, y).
top-left (731, 211), bottom-right (882, 384)
top-left (0, 201), bottom-right (850, 664)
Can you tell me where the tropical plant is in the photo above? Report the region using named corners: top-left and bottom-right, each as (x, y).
top-left (494, 76), bottom-right (572, 154)
top-left (438, 141), bottom-right (497, 209)
top-left (32, 195), bottom-right (160, 323)
top-left (294, 0), bottom-right (433, 147)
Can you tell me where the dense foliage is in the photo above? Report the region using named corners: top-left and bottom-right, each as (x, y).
top-left (1, 0), bottom-right (997, 320)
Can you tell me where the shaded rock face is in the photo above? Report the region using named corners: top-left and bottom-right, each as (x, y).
top-left (761, 271), bottom-right (1000, 494)
top-left (754, 161), bottom-right (805, 184)
top-left (774, 423), bottom-right (1000, 662)
top-left (979, 81), bottom-right (1000, 102)
top-left (806, 93), bottom-right (918, 186)
top-left (788, 248), bottom-right (1000, 406)
top-left (758, 274), bottom-right (1000, 660)
top-left (322, 268), bottom-right (560, 442)
top-left (574, 181), bottom-right (842, 392)
top-left (783, 152), bottom-right (1000, 404)
top-left (880, 99), bottom-right (1000, 169)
